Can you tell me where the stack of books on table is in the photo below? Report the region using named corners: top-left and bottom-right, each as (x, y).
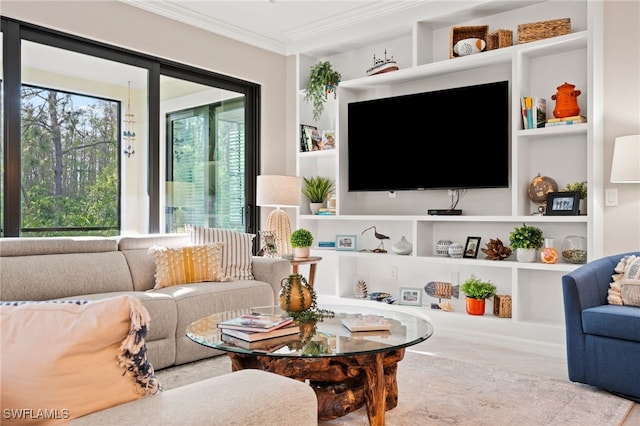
top-left (341, 314), bottom-right (392, 332)
top-left (217, 313), bottom-right (299, 342)
top-left (545, 115), bottom-right (587, 127)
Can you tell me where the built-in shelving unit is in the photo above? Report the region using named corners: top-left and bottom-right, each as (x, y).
top-left (294, 1), bottom-right (602, 357)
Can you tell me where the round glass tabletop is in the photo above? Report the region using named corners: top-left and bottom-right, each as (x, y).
top-left (186, 304), bottom-right (433, 358)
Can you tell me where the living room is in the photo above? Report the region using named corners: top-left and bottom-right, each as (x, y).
top-left (1, 1), bottom-right (639, 424)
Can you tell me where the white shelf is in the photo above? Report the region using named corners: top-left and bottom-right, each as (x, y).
top-left (295, 1), bottom-right (601, 356)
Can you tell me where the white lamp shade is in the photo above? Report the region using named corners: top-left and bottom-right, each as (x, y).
top-left (610, 135), bottom-right (640, 183)
top-left (256, 175), bottom-right (301, 207)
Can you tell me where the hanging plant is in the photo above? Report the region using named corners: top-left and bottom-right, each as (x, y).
top-left (305, 61), bottom-right (341, 121)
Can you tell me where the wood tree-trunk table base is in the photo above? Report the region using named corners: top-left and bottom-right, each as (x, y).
top-left (227, 348), bottom-right (405, 426)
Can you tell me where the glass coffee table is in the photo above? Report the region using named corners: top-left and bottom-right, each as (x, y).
top-left (187, 305), bottom-right (433, 426)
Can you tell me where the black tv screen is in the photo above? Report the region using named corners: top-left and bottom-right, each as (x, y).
top-left (347, 80), bottom-right (509, 191)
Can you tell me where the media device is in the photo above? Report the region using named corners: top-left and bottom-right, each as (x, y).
top-left (347, 80), bottom-right (509, 192)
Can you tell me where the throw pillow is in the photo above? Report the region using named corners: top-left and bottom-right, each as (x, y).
top-left (0, 296), bottom-right (160, 424)
top-left (187, 225), bottom-right (256, 280)
top-left (621, 255), bottom-right (640, 306)
top-left (607, 256), bottom-right (629, 305)
top-left (148, 243), bottom-right (227, 289)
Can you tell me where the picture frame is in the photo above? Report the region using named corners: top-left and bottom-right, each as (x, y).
top-left (399, 287), bottom-right (422, 306)
top-left (258, 230), bottom-right (279, 258)
top-left (336, 234), bottom-right (357, 251)
top-left (463, 236), bottom-right (481, 258)
top-left (545, 192), bottom-right (580, 216)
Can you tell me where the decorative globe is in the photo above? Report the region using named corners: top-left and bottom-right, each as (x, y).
top-left (527, 173), bottom-right (559, 204)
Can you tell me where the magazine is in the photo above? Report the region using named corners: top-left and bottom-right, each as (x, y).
top-left (341, 315), bottom-right (392, 332)
top-left (220, 323), bottom-right (300, 342)
top-left (217, 314), bottom-right (293, 333)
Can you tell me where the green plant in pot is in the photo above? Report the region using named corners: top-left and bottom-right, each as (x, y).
top-left (290, 228), bottom-right (314, 258)
top-left (304, 61), bottom-right (341, 121)
top-left (509, 223), bottom-right (544, 262)
top-left (460, 274), bottom-right (497, 316)
top-left (563, 181), bottom-right (587, 214)
top-left (302, 176), bottom-right (335, 214)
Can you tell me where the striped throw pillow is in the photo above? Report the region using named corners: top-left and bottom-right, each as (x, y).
top-left (148, 243), bottom-right (226, 289)
top-left (187, 225), bottom-right (255, 280)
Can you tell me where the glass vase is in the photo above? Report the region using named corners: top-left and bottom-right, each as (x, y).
top-left (562, 236), bottom-right (587, 264)
top-left (540, 238), bottom-right (559, 264)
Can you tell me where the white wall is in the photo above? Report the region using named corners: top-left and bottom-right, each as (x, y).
top-left (603, 0), bottom-right (640, 254)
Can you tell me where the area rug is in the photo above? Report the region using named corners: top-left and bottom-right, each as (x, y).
top-left (155, 350), bottom-right (633, 426)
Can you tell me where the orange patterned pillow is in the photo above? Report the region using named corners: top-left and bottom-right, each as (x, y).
top-left (148, 243), bottom-right (227, 289)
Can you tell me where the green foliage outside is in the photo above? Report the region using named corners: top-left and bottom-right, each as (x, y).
top-left (17, 86), bottom-right (119, 235)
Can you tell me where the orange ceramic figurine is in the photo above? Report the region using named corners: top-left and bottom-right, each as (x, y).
top-left (551, 82), bottom-right (581, 118)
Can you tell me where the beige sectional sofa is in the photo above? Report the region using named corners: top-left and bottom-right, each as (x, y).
top-left (0, 233), bottom-right (319, 424)
top-left (0, 233), bottom-right (291, 370)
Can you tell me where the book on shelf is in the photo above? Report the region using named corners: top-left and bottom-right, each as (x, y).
top-left (317, 241), bottom-right (336, 248)
top-left (221, 332), bottom-right (297, 351)
top-left (217, 314), bottom-right (294, 333)
top-left (521, 96), bottom-right (546, 129)
top-left (534, 97), bottom-right (546, 128)
top-left (546, 115), bottom-right (587, 126)
top-left (341, 315), bottom-right (392, 332)
top-left (220, 323), bottom-right (300, 342)
top-left (310, 128), bottom-right (323, 151)
top-left (299, 124), bottom-right (317, 152)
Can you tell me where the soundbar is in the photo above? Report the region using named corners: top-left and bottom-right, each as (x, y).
top-left (427, 209), bottom-right (462, 216)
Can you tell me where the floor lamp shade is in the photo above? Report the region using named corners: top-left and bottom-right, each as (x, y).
top-left (256, 175), bottom-right (301, 255)
top-left (610, 135), bottom-right (640, 183)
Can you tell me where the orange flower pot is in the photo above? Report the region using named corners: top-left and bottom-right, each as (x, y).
top-left (465, 297), bottom-right (486, 315)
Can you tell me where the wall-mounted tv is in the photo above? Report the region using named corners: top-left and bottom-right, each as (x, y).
top-left (347, 80), bottom-right (509, 192)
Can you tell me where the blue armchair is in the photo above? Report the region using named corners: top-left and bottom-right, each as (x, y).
top-left (562, 251), bottom-right (640, 401)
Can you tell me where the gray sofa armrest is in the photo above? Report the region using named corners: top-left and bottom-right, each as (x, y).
top-left (251, 256), bottom-right (291, 300)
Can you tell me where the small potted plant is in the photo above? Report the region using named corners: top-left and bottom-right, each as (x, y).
top-left (563, 181), bottom-right (587, 214)
top-left (302, 176), bottom-right (335, 215)
top-left (304, 61), bottom-right (341, 121)
top-left (509, 223), bottom-right (544, 262)
top-left (460, 274), bottom-right (497, 315)
top-left (290, 228), bottom-right (314, 258)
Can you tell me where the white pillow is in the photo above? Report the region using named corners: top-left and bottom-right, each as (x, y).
top-left (188, 225), bottom-right (255, 280)
top-left (0, 296), bottom-right (160, 423)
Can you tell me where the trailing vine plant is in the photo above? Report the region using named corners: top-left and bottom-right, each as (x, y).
top-left (281, 274), bottom-right (334, 323)
top-left (304, 61), bottom-right (341, 121)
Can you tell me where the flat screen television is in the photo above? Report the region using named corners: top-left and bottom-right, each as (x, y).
top-left (347, 80), bottom-right (509, 192)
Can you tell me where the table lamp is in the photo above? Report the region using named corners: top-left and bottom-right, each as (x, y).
top-left (610, 135), bottom-right (640, 183)
top-left (256, 175), bottom-right (301, 255)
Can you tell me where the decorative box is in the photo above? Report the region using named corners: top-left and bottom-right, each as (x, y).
top-left (487, 29), bottom-right (513, 50)
top-left (517, 18), bottom-right (570, 44)
top-left (449, 25), bottom-right (489, 58)
top-left (493, 295), bottom-right (512, 318)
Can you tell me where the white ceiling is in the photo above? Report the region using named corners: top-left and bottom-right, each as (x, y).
top-left (121, 0), bottom-right (544, 56)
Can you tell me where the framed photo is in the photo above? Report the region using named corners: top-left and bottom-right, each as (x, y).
top-left (399, 287), bottom-right (422, 306)
top-left (259, 230), bottom-right (279, 258)
top-left (336, 235), bottom-right (357, 251)
top-left (545, 192), bottom-right (580, 216)
top-left (463, 236), bottom-right (481, 258)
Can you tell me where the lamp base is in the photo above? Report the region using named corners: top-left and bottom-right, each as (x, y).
top-left (266, 208), bottom-right (292, 255)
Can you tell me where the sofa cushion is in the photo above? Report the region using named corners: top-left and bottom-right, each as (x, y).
top-left (148, 243), bottom-right (228, 289)
top-left (188, 225), bottom-right (255, 280)
top-left (582, 304), bottom-right (640, 342)
top-left (118, 234), bottom-right (191, 292)
top-left (0, 296), bottom-right (161, 423)
top-left (621, 256), bottom-right (640, 306)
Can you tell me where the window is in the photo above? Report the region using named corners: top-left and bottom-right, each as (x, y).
top-left (20, 84), bottom-right (120, 236)
top-left (1, 17), bottom-right (260, 239)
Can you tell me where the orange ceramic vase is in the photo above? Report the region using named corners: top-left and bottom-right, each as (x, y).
top-left (465, 297), bottom-right (486, 316)
top-left (551, 82), bottom-right (581, 118)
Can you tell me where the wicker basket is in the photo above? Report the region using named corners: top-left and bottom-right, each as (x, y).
top-left (517, 18), bottom-right (570, 44)
top-left (487, 29), bottom-right (513, 51)
top-left (493, 295), bottom-right (512, 318)
top-left (450, 25), bottom-right (489, 58)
